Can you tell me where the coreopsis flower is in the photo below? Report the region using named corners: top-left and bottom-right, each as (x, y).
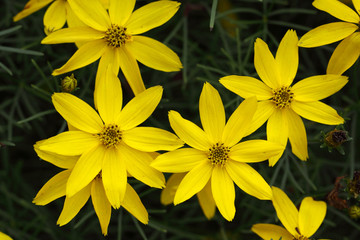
top-left (220, 30), bottom-right (347, 166)
top-left (298, 0), bottom-right (360, 75)
top-left (0, 232), bottom-right (12, 240)
top-left (161, 173), bottom-right (216, 220)
top-left (252, 186), bottom-right (327, 240)
top-left (151, 83), bottom-right (284, 221)
top-left (33, 143), bottom-right (148, 236)
top-left (36, 68), bottom-right (183, 209)
top-left (41, 0), bottom-right (182, 98)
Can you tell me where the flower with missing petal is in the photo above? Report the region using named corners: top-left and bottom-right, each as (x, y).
top-left (41, 0), bottom-right (182, 98)
top-left (33, 143), bottom-right (148, 236)
top-left (36, 67), bottom-right (183, 209)
top-left (298, 0), bottom-right (360, 75)
top-left (151, 82), bottom-right (284, 221)
top-left (252, 187), bottom-right (327, 240)
top-left (161, 173), bottom-right (216, 220)
top-left (220, 30), bottom-right (347, 166)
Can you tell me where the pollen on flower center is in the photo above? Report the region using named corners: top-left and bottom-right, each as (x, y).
top-left (208, 143), bottom-right (230, 166)
top-left (104, 24), bottom-right (131, 48)
top-left (98, 124), bottom-right (122, 148)
top-left (272, 86), bottom-right (294, 109)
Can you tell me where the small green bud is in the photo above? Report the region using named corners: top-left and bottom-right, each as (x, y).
top-left (61, 74), bottom-right (77, 93)
top-left (348, 205), bottom-right (360, 220)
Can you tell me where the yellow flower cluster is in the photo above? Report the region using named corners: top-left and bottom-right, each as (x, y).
top-left (12, 0), bottom-right (354, 239)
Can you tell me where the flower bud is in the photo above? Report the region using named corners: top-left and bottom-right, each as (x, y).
top-left (61, 74), bottom-right (77, 93)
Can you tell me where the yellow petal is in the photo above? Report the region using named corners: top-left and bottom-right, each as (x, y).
top-left (219, 75), bottom-right (273, 100)
top-left (125, 1), bottom-right (180, 35)
top-left (52, 93), bottom-right (103, 134)
top-left (67, 0), bottom-right (110, 31)
top-left (117, 86), bottom-right (162, 130)
top-left (292, 75), bottom-right (348, 101)
top-left (102, 147), bottom-right (127, 208)
top-left (38, 131), bottom-right (99, 156)
top-left (151, 148), bottom-right (208, 173)
top-left (13, 0), bottom-right (53, 22)
top-left (168, 111), bottom-right (212, 151)
top-left (245, 100), bottom-right (274, 136)
top-left (174, 161), bottom-right (213, 205)
top-left (271, 186), bottom-right (299, 236)
top-left (66, 145), bottom-right (104, 197)
top-left (34, 143), bottom-right (78, 169)
top-left (327, 32), bottom-right (360, 75)
top-left (199, 82), bottom-right (226, 143)
top-left (251, 224), bottom-right (293, 240)
top-left (122, 184), bottom-right (149, 224)
top-left (275, 29), bottom-right (298, 86)
top-left (226, 161), bottom-right (272, 200)
top-left (109, 0), bottom-right (135, 25)
top-left (33, 169), bottom-right (71, 205)
top-left (254, 38), bottom-right (281, 89)
top-left (120, 143), bottom-right (165, 188)
top-left (96, 66), bottom-right (123, 124)
top-left (118, 46), bottom-right (145, 95)
top-left (196, 181), bottom-right (216, 220)
top-left (211, 166), bottom-right (235, 221)
top-left (222, 96), bottom-right (257, 147)
top-left (161, 173), bottom-right (186, 205)
top-left (57, 183), bottom-right (91, 226)
top-left (41, 26), bottom-right (104, 44)
top-left (298, 22), bottom-right (358, 47)
top-left (291, 101), bottom-right (344, 125)
top-left (285, 109), bottom-right (308, 161)
top-left (122, 127), bottom-right (183, 152)
top-left (52, 39), bottom-right (107, 76)
top-left (126, 36), bottom-right (182, 72)
top-left (65, 1), bottom-right (85, 28)
top-left (353, 0), bottom-right (360, 15)
top-left (0, 232), bottom-right (13, 240)
top-left (91, 178), bottom-right (111, 236)
top-left (298, 197), bottom-right (327, 237)
top-left (266, 109), bottom-right (288, 166)
top-left (229, 140), bottom-right (284, 163)
top-left (43, 0), bottom-right (66, 34)
top-left (313, 0), bottom-right (360, 23)
top-left (95, 46), bottom-right (120, 109)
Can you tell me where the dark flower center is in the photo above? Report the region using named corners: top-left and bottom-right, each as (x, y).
top-left (272, 86), bottom-right (294, 109)
top-left (99, 124), bottom-right (122, 148)
top-left (208, 143), bottom-right (230, 166)
top-left (104, 24), bottom-right (131, 47)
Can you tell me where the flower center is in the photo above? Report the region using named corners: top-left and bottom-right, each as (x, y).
top-left (104, 24), bottom-right (131, 47)
top-left (99, 124), bottom-right (122, 148)
top-left (208, 143), bottom-right (230, 166)
top-left (272, 86), bottom-right (294, 109)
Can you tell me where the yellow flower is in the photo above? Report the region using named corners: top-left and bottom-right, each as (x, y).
top-left (298, 0), bottom-right (360, 75)
top-left (36, 67), bottom-right (183, 209)
top-left (33, 143), bottom-right (148, 236)
top-left (41, 0), bottom-right (182, 97)
top-left (161, 173), bottom-right (216, 220)
top-left (220, 30), bottom-right (347, 166)
top-left (13, 0), bottom-right (91, 34)
top-left (0, 232), bottom-right (13, 240)
top-left (252, 186), bottom-right (327, 240)
top-left (151, 83), bottom-right (284, 221)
